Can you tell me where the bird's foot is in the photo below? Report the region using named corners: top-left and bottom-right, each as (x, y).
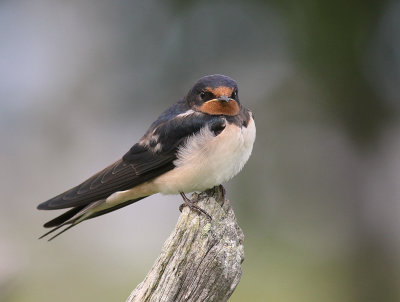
top-left (179, 192), bottom-right (212, 220)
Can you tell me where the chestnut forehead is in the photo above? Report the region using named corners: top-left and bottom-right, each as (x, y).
top-left (205, 86), bottom-right (234, 97)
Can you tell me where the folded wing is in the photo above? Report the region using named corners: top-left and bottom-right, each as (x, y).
top-left (37, 112), bottom-right (224, 211)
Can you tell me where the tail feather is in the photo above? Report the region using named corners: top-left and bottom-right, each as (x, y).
top-left (39, 223), bottom-right (69, 240)
top-left (47, 223), bottom-right (83, 241)
top-left (86, 197), bottom-right (146, 220)
top-left (39, 197), bottom-right (147, 241)
top-left (43, 205), bottom-right (86, 228)
top-left (39, 200), bottom-right (104, 241)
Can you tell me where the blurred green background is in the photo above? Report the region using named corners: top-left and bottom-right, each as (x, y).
top-left (1, 0), bottom-right (400, 301)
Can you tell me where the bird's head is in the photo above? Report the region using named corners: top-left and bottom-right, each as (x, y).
top-left (186, 74), bottom-right (240, 116)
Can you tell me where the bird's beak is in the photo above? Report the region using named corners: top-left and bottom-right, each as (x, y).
top-left (204, 96), bottom-right (233, 105)
top-left (217, 96), bottom-right (231, 102)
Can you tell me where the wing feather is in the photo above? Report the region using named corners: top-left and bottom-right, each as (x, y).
top-left (37, 112), bottom-right (224, 211)
top-left (38, 154), bottom-right (174, 210)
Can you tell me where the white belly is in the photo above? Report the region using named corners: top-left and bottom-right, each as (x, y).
top-left (153, 116), bottom-right (256, 194)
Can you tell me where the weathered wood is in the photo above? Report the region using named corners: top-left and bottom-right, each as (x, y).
top-left (126, 186), bottom-right (244, 302)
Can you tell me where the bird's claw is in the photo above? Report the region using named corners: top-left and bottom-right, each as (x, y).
top-left (179, 192), bottom-right (212, 220)
top-left (218, 184), bottom-right (226, 203)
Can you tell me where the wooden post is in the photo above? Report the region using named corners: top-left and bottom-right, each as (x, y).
top-left (126, 186), bottom-right (244, 302)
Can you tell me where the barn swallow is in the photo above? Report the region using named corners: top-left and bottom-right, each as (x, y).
top-left (37, 74), bottom-right (256, 240)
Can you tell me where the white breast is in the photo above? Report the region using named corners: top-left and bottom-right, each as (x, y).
top-left (153, 115), bottom-right (256, 194)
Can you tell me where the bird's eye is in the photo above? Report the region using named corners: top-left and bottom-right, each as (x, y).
top-left (232, 90), bottom-right (237, 98)
top-left (200, 91), bottom-right (206, 99)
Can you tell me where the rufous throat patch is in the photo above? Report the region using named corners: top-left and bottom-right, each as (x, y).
top-left (199, 99), bottom-right (240, 116)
